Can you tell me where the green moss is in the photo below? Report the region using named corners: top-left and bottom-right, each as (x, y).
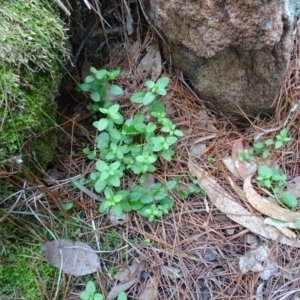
top-left (0, 222), bottom-right (58, 299)
top-left (0, 0), bottom-right (69, 166)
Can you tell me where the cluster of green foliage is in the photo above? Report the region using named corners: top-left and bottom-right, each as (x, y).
top-left (237, 128), bottom-right (291, 161)
top-left (80, 281), bottom-right (127, 300)
top-left (77, 67), bottom-right (200, 221)
top-left (237, 128), bottom-right (299, 222)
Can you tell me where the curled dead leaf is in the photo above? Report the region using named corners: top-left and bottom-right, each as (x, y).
top-left (188, 158), bottom-right (300, 247)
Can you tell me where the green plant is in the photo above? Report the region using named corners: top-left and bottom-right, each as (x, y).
top-left (78, 69), bottom-right (184, 221)
top-left (256, 166), bottom-right (286, 194)
top-left (176, 173), bottom-right (206, 199)
top-left (238, 128), bottom-right (291, 162)
top-left (275, 128), bottom-right (291, 149)
top-left (80, 281), bottom-right (103, 300)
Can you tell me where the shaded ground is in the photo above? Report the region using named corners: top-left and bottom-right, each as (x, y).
top-left (1, 2), bottom-right (300, 300)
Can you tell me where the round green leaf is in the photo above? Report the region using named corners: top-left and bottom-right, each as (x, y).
top-left (90, 91), bottom-right (101, 102)
top-left (109, 175), bottom-right (121, 187)
top-left (295, 219), bottom-right (300, 229)
top-left (144, 80), bottom-right (155, 88)
top-left (281, 192), bottom-right (297, 209)
top-left (130, 91), bottom-right (146, 103)
top-left (156, 77), bottom-right (170, 88)
top-left (85, 281), bottom-right (96, 294)
top-left (143, 92), bottom-right (156, 105)
top-left (85, 75), bottom-right (95, 83)
top-left (94, 118), bottom-right (108, 131)
top-left (117, 292), bottom-right (128, 300)
top-left (111, 203), bottom-right (123, 216)
top-left (79, 83), bottom-right (91, 92)
top-left (109, 84), bottom-right (123, 95)
top-left (99, 200), bottom-right (111, 213)
top-left (165, 180), bottom-right (177, 190)
top-left (94, 294), bottom-right (104, 300)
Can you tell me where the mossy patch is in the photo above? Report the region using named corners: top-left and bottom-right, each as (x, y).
top-left (0, 0), bottom-right (69, 168)
top-left (0, 221), bottom-right (58, 299)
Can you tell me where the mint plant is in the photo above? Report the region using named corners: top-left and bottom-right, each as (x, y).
top-left (275, 128), bottom-right (291, 149)
top-left (80, 281), bottom-right (103, 300)
top-left (238, 128), bottom-right (291, 162)
top-left (256, 166), bottom-right (286, 194)
top-left (78, 69), bottom-right (184, 221)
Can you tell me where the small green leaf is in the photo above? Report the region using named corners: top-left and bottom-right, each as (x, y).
top-left (156, 77), bottom-right (170, 88)
top-left (166, 136), bottom-right (177, 145)
top-left (94, 294), bottom-right (104, 300)
top-left (94, 118), bottom-right (108, 131)
top-left (165, 180), bottom-right (177, 190)
top-left (108, 128), bottom-right (121, 140)
top-left (295, 219), bottom-right (300, 229)
top-left (111, 203), bottom-right (123, 216)
top-left (262, 149), bottom-right (269, 158)
top-left (109, 68), bottom-right (121, 78)
top-left (85, 281), bottom-right (96, 294)
top-left (265, 139), bottom-right (274, 146)
top-left (61, 202), bottom-right (73, 210)
top-left (280, 128), bottom-right (288, 136)
top-left (79, 291), bottom-right (91, 300)
top-left (253, 142), bottom-right (265, 153)
top-left (99, 200), bottom-right (111, 213)
top-left (85, 75), bottom-right (95, 83)
top-left (79, 83), bottom-right (91, 92)
top-left (281, 192), bottom-right (297, 209)
top-left (95, 178), bottom-right (106, 192)
top-left (161, 149), bottom-right (174, 161)
top-left (130, 91), bottom-right (146, 103)
top-left (146, 122), bottom-right (156, 133)
top-left (144, 80), bottom-right (155, 88)
top-left (117, 291), bottom-right (128, 300)
top-left (109, 84), bottom-right (123, 95)
top-left (120, 201), bottom-right (132, 212)
top-left (143, 92), bottom-right (156, 105)
top-left (149, 100), bottom-right (165, 114)
top-left (275, 140), bottom-right (283, 149)
top-left (109, 175), bottom-right (121, 187)
top-left (95, 69), bottom-right (108, 79)
top-left (174, 129), bottom-right (184, 137)
top-left (140, 194), bottom-right (153, 204)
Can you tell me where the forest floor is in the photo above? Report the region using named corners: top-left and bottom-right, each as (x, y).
top-left (1, 2), bottom-right (300, 300)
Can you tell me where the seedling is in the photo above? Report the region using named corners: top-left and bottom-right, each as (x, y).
top-left (80, 281), bottom-right (103, 300)
top-left (275, 128), bottom-right (291, 149)
top-left (256, 166), bottom-right (286, 194)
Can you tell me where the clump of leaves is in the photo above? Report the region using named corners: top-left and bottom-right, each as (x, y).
top-left (78, 69), bottom-right (184, 221)
top-left (80, 281), bottom-right (103, 300)
top-left (238, 128), bottom-right (291, 162)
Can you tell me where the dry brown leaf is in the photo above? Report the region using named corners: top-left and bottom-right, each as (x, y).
top-left (243, 175), bottom-right (300, 222)
top-left (188, 158), bottom-right (300, 247)
top-left (42, 239), bottom-right (100, 276)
